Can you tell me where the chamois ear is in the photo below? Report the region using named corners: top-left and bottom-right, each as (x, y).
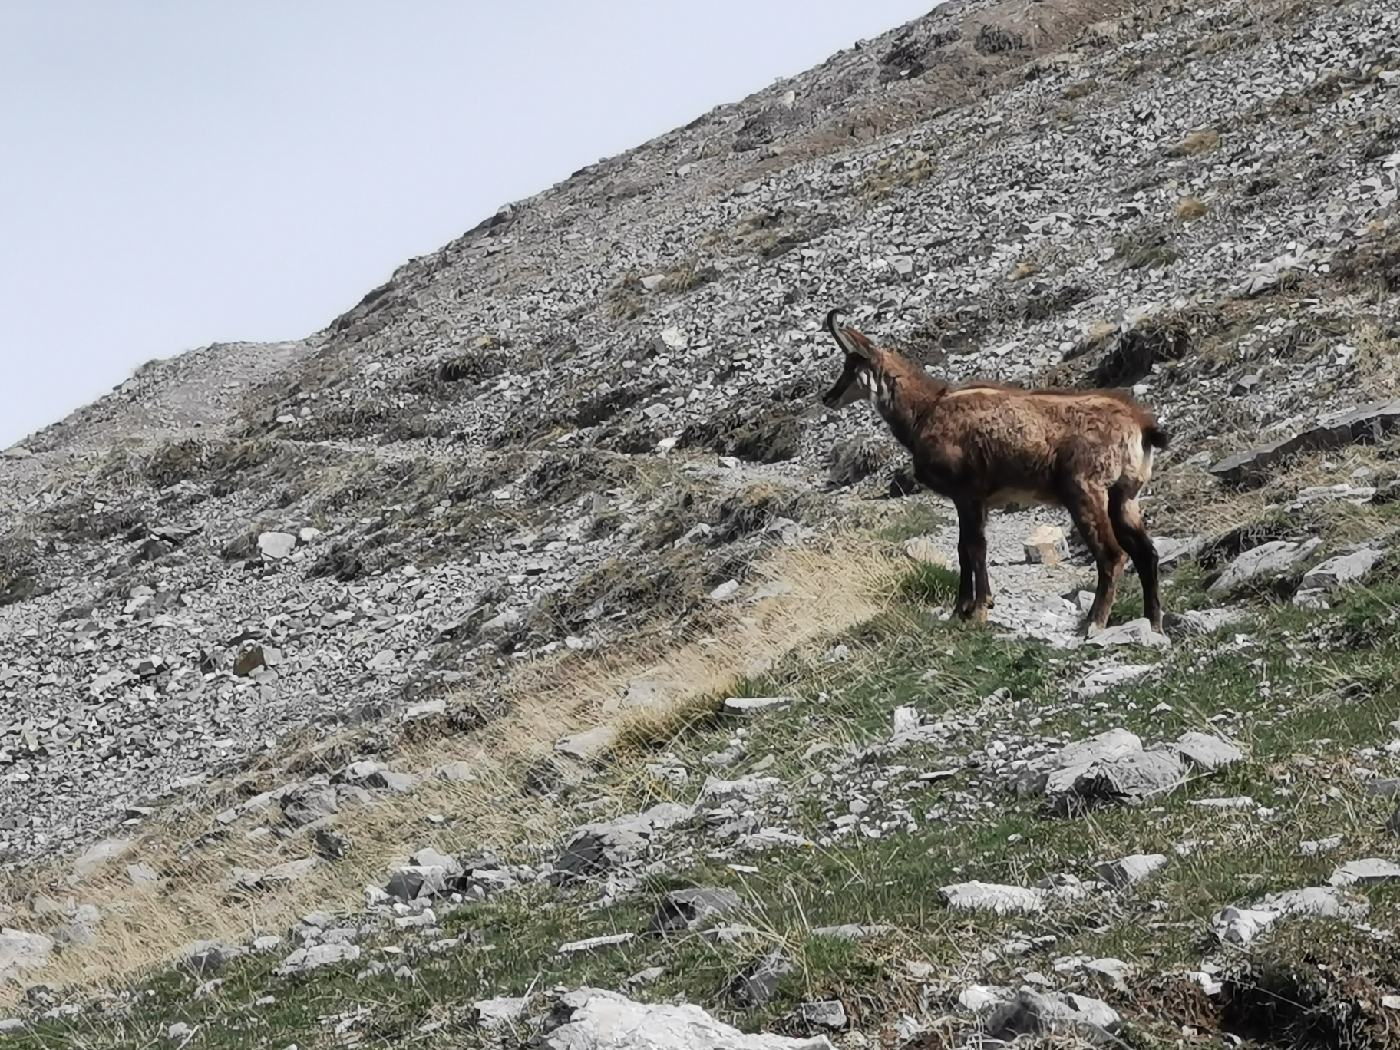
top-left (825, 308), bottom-right (876, 360)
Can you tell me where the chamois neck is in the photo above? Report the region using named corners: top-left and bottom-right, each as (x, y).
top-left (869, 349), bottom-right (948, 451)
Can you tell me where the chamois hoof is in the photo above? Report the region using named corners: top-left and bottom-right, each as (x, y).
top-left (969, 606), bottom-right (989, 624)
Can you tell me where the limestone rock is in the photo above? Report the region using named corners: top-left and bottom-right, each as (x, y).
top-left (1209, 538), bottom-right (1322, 594)
top-left (275, 942), bottom-right (360, 975)
top-left (257, 532), bottom-right (297, 560)
top-left (1171, 731), bottom-right (1244, 773)
top-left (0, 929), bottom-right (54, 981)
top-left (1210, 399), bottom-right (1400, 488)
top-left (475, 996), bottom-right (529, 1030)
top-left (651, 887), bottom-right (742, 934)
top-left (1024, 525), bottom-right (1069, 565)
top-left (553, 803), bottom-right (693, 879)
top-left (1094, 853), bottom-right (1167, 889)
top-left (1328, 858), bottom-right (1400, 887)
top-left (723, 696), bottom-right (795, 715)
top-left (542, 988), bottom-right (831, 1049)
top-left (941, 881), bottom-right (1046, 914)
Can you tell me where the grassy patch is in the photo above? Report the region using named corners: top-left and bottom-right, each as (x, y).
top-left (8, 503), bottom-right (1399, 1046)
top-left (895, 561), bottom-right (959, 606)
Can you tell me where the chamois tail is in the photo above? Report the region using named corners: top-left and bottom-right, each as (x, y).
top-left (1143, 425), bottom-right (1169, 451)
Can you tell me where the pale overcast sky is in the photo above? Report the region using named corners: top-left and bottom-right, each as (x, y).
top-left (0, 2), bottom-right (934, 448)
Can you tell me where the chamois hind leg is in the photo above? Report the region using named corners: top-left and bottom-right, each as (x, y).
top-left (1109, 487), bottom-right (1163, 634)
top-left (953, 499), bottom-right (981, 620)
top-left (1064, 483), bottom-right (1125, 632)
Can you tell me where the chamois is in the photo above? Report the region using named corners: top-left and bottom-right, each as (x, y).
top-left (821, 309), bottom-right (1168, 635)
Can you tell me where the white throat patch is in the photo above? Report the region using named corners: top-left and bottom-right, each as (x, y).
top-left (860, 368), bottom-right (896, 412)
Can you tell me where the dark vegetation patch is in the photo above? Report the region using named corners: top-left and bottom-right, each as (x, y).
top-left (879, 25), bottom-right (961, 81)
top-left (1221, 921), bottom-right (1400, 1050)
top-left (1331, 226), bottom-right (1400, 297)
top-left (902, 305), bottom-right (992, 356)
top-left (1020, 282), bottom-right (1091, 323)
top-left (655, 260), bottom-right (718, 294)
top-left (709, 485), bottom-right (807, 544)
top-left (1111, 226), bottom-right (1179, 271)
top-left (523, 451), bottom-right (639, 505)
top-left (401, 343), bottom-right (509, 398)
top-left (974, 23), bottom-right (1026, 55)
top-left (593, 420), bottom-right (663, 456)
top-left (306, 541), bottom-right (368, 582)
top-left (41, 497), bottom-right (148, 544)
top-left (677, 404), bottom-right (803, 464)
top-left (827, 436), bottom-right (896, 488)
top-left (528, 547), bottom-right (719, 637)
top-left (1092, 311), bottom-right (1196, 385)
top-left (1051, 304), bottom-right (1227, 389)
top-left (143, 439), bottom-right (214, 489)
top-left (1195, 512), bottom-right (1300, 569)
top-left (718, 209), bottom-right (839, 260)
top-left (569, 381), bottom-right (667, 430)
top-left (603, 275), bottom-right (648, 321)
top-left (0, 531), bottom-right (43, 607)
top-left (291, 401), bottom-right (454, 445)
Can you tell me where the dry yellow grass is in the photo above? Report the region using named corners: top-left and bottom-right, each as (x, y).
top-left (1009, 258), bottom-right (1041, 281)
top-left (2, 536), bottom-right (896, 1005)
top-left (1175, 196), bottom-right (1208, 221)
top-left (1172, 129), bottom-right (1222, 156)
top-left (1147, 442), bottom-right (1397, 539)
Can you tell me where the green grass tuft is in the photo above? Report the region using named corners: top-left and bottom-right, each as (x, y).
top-left (895, 561), bottom-right (959, 606)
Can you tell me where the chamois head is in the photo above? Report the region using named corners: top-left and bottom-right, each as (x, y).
top-left (820, 309), bottom-right (882, 411)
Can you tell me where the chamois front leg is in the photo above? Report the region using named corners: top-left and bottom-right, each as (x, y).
top-left (969, 500), bottom-right (993, 617)
top-left (954, 500), bottom-right (986, 622)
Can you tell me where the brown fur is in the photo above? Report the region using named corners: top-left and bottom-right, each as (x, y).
top-left (821, 309), bottom-right (1167, 634)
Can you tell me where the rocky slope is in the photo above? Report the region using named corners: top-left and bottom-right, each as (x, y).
top-left (1, 0), bottom-right (1399, 1044)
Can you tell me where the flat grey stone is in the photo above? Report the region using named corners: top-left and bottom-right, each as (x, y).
top-left (1171, 731), bottom-right (1244, 772)
top-left (1086, 618), bottom-right (1170, 649)
top-left (474, 996), bottom-right (529, 1030)
top-left (555, 726), bottom-right (618, 763)
top-left (1072, 750), bottom-right (1183, 805)
top-left (1328, 858), bottom-right (1400, 887)
top-left (723, 696), bottom-right (795, 715)
top-left (1213, 886), bottom-right (1369, 945)
top-left (3, 935), bottom-right (56, 985)
top-left (275, 942), bottom-right (360, 975)
top-left (798, 1001), bottom-right (847, 1029)
top-left (1298, 549), bottom-right (1382, 592)
top-left (1209, 538), bottom-right (1322, 594)
top-left (435, 761), bottom-right (477, 783)
top-left (73, 837), bottom-right (133, 880)
top-left (543, 988), bottom-right (829, 1048)
top-left (1211, 400), bottom-right (1400, 488)
top-left (257, 532), bottom-right (297, 560)
top-left (554, 803), bottom-right (692, 879)
top-left (1166, 607), bottom-right (1249, 635)
top-left (729, 948), bottom-right (794, 1008)
top-left (651, 887), bottom-right (742, 934)
top-left (1094, 853), bottom-right (1167, 889)
top-left (556, 932), bottom-right (635, 956)
top-left (941, 881), bottom-right (1046, 914)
